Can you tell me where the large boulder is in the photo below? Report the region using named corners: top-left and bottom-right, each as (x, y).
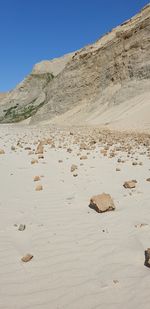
top-left (89, 193), bottom-right (115, 213)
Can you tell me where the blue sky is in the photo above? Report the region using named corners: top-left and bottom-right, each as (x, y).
top-left (0, 0), bottom-right (149, 91)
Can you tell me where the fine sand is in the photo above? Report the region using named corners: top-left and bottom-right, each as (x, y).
top-left (0, 123), bottom-right (150, 309)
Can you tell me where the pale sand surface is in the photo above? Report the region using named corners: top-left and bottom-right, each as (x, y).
top-left (0, 124), bottom-right (150, 309)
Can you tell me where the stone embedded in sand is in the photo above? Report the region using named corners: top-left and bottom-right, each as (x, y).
top-left (35, 184), bottom-right (43, 191)
top-left (31, 159), bottom-right (38, 164)
top-left (80, 143), bottom-right (88, 150)
top-left (146, 178), bottom-right (150, 182)
top-left (89, 193), bottom-right (115, 213)
top-left (132, 161), bottom-right (138, 166)
top-left (144, 248), bottom-right (150, 268)
top-left (38, 154), bottom-right (44, 159)
top-left (18, 224), bottom-right (26, 231)
top-left (71, 164), bottom-right (78, 172)
top-left (135, 223), bottom-right (148, 228)
top-left (34, 176), bottom-right (41, 182)
top-left (58, 160), bottom-right (63, 163)
top-left (0, 149), bottom-right (5, 154)
top-left (80, 155), bottom-right (88, 160)
top-left (25, 147), bottom-right (31, 150)
top-left (73, 171), bottom-right (78, 177)
top-left (11, 145), bottom-right (15, 151)
top-left (67, 148), bottom-right (72, 153)
top-left (113, 280), bottom-right (119, 284)
top-left (100, 149), bottom-right (107, 156)
top-left (35, 142), bottom-right (44, 154)
top-left (21, 254), bottom-right (33, 263)
top-left (116, 168), bottom-right (121, 171)
top-left (123, 181), bottom-right (136, 189)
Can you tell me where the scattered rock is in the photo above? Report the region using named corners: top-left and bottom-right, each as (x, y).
top-left (34, 176), bottom-right (41, 181)
top-left (116, 168), bottom-right (121, 171)
top-left (25, 147), bottom-right (31, 150)
top-left (21, 254), bottom-right (33, 263)
top-left (71, 164), bottom-right (78, 172)
top-left (144, 248), bottom-right (150, 268)
top-left (113, 280), bottom-right (119, 284)
top-left (89, 193), bottom-right (115, 213)
top-left (80, 143), bottom-right (88, 150)
top-left (80, 155), bottom-right (88, 160)
top-left (35, 184), bottom-right (43, 191)
top-left (11, 146), bottom-right (15, 151)
top-left (123, 181), bottom-right (136, 189)
top-left (67, 148), bottom-right (72, 153)
top-left (0, 149), bottom-right (5, 154)
top-left (35, 142), bottom-right (44, 154)
top-left (73, 171), bottom-right (78, 177)
top-left (135, 223), bottom-right (148, 228)
top-left (18, 224), bottom-right (26, 231)
top-left (132, 161), bottom-right (138, 166)
top-left (38, 154), bottom-right (44, 159)
top-left (146, 178), bottom-right (150, 182)
top-left (31, 159), bottom-right (38, 164)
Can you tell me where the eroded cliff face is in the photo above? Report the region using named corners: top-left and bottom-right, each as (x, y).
top-left (0, 52), bottom-right (73, 123)
top-left (0, 4), bottom-right (150, 127)
top-left (31, 4), bottom-right (150, 125)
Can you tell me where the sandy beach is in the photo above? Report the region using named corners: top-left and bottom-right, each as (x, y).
top-left (0, 123), bottom-right (150, 309)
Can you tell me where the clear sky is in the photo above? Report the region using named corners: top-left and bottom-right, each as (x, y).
top-left (0, 0), bottom-right (149, 92)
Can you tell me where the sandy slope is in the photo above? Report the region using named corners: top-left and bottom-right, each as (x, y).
top-left (0, 124), bottom-right (150, 309)
top-left (47, 84), bottom-right (150, 132)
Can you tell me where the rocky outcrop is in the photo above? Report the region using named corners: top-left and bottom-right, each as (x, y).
top-left (0, 4), bottom-right (150, 128)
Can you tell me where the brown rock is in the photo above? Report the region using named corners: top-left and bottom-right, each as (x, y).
top-left (89, 193), bottom-right (115, 213)
top-left (123, 181), bottom-right (136, 189)
top-left (21, 254), bottom-right (33, 263)
top-left (67, 148), bottom-right (72, 153)
top-left (35, 184), bottom-right (43, 191)
top-left (0, 149), bottom-right (5, 154)
top-left (18, 224), bottom-right (26, 231)
top-left (71, 164), bottom-right (78, 172)
top-left (34, 176), bottom-right (41, 182)
top-left (144, 248), bottom-right (150, 268)
top-left (80, 143), bottom-right (88, 150)
top-left (35, 142), bottom-right (44, 154)
top-left (38, 154), bottom-right (44, 159)
top-left (80, 155), bottom-right (88, 160)
top-left (31, 159), bottom-right (38, 164)
top-left (132, 161), bottom-right (138, 166)
top-left (73, 171), bottom-right (78, 177)
top-left (146, 178), bottom-right (150, 182)
top-left (25, 147), bottom-right (31, 150)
